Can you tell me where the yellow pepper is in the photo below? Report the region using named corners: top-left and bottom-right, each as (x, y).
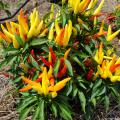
top-left (21, 76), bottom-right (43, 94)
top-left (27, 10), bottom-right (41, 38)
top-left (51, 91), bottom-right (57, 98)
top-left (0, 31), bottom-right (12, 43)
top-left (20, 63), bottom-right (28, 73)
top-left (63, 20), bottom-right (72, 46)
top-left (62, 24), bottom-right (68, 46)
top-left (74, 0), bottom-right (80, 14)
top-left (64, 48), bottom-right (71, 59)
top-left (39, 28), bottom-right (48, 37)
top-left (107, 25), bottom-right (120, 41)
top-left (48, 23), bottom-right (54, 41)
top-left (94, 16), bottom-right (97, 27)
top-left (62, 0), bottom-right (66, 5)
top-left (48, 66), bottom-right (53, 79)
top-left (54, 77), bottom-right (71, 91)
top-left (19, 25), bottom-right (26, 42)
top-left (18, 9), bottom-right (29, 34)
top-left (55, 21), bottom-right (61, 35)
top-left (42, 67), bottom-right (49, 95)
top-left (85, 0), bottom-right (98, 16)
top-left (99, 20), bottom-right (104, 35)
top-left (78, 18), bottom-right (84, 24)
top-left (96, 55), bottom-right (120, 82)
top-left (50, 4), bottom-right (54, 20)
top-left (6, 21), bottom-right (13, 34)
top-left (93, 0), bottom-right (104, 15)
top-left (94, 42), bottom-right (104, 64)
top-left (81, 0), bottom-right (91, 13)
top-left (55, 29), bottom-right (65, 46)
top-left (110, 76), bottom-right (120, 82)
top-left (10, 22), bottom-right (19, 35)
top-left (72, 27), bottom-right (77, 37)
top-left (79, 0), bottom-right (87, 12)
top-left (36, 20), bottom-right (44, 36)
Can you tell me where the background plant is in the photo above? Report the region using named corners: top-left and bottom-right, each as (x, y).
top-left (0, 0), bottom-right (120, 120)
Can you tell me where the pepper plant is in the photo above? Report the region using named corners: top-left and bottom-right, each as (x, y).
top-left (0, 0), bottom-right (120, 120)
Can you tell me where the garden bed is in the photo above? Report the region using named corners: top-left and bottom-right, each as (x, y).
top-left (0, 0), bottom-right (120, 120)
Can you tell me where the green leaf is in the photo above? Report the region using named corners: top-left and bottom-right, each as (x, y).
top-left (65, 59), bottom-right (73, 76)
top-left (73, 87), bottom-right (78, 98)
top-left (92, 79), bottom-right (102, 92)
top-left (91, 89), bottom-right (100, 99)
top-left (54, 59), bottom-right (60, 77)
top-left (29, 55), bottom-right (40, 71)
top-left (75, 24), bottom-right (81, 32)
top-left (61, 12), bottom-right (66, 27)
top-left (14, 77), bottom-right (21, 83)
top-left (22, 43), bottom-right (29, 53)
top-left (51, 104), bottom-right (57, 118)
top-left (72, 56), bottom-right (86, 71)
top-left (109, 87), bottom-right (119, 97)
top-left (15, 34), bottom-right (24, 46)
top-left (30, 38), bottom-right (47, 46)
top-left (91, 98), bottom-right (96, 107)
top-left (0, 60), bottom-right (7, 70)
top-left (78, 91), bottom-right (86, 113)
top-left (33, 71), bottom-right (39, 80)
top-left (7, 56), bottom-right (17, 66)
top-left (32, 104), bottom-right (41, 120)
top-left (59, 104), bottom-right (72, 120)
top-left (20, 92), bottom-right (30, 96)
top-left (66, 81), bottom-right (73, 96)
top-left (43, 12), bottom-right (52, 23)
top-left (97, 86), bottom-right (106, 96)
top-left (19, 106), bottom-right (32, 120)
top-left (38, 99), bottom-right (45, 120)
top-left (18, 97), bottom-right (36, 112)
top-left (23, 54), bottom-right (29, 63)
top-left (79, 83), bottom-right (87, 90)
top-left (6, 49), bottom-right (19, 56)
top-left (104, 96), bottom-right (109, 112)
top-left (82, 24), bottom-right (90, 31)
top-left (84, 45), bottom-right (92, 55)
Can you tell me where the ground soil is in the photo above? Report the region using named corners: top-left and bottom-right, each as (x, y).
top-left (0, 0), bottom-right (120, 120)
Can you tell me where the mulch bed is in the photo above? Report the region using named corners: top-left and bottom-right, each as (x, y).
top-left (0, 0), bottom-right (120, 120)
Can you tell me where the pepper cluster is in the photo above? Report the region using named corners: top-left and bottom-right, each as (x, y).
top-left (0, 0), bottom-right (120, 120)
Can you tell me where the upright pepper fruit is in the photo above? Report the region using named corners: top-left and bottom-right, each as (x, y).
top-left (94, 42), bottom-right (104, 64)
top-left (93, 0), bottom-right (105, 15)
top-left (107, 25), bottom-right (120, 41)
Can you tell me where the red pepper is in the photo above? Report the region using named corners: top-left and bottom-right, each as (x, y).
top-left (27, 49), bottom-right (36, 63)
top-left (49, 47), bottom-right (57, 65)
top-left (58, 57), bottom-right (65, 71)
top-left (73, 41), bottom-right (79, 50)
top-left (84, 59), bottom-right (92, 67)
top-left (40, 56), bottom-right (53, 67)
top-left (89, 12), bottom-right (105, 21)
top-left (86, 69), bottom-right (93, 81)
top-left (3, 73), bottom-right (10, 78)
top-left (57, 64), bottom-right (67, 78)
top-left (49, 76), bottom-right (55, 86)
top-left (24, 34), bottom-right (27, 40)
top-left (28, 68), bottom-right (36, 76)
top-left (30, 49), bottom-right (35, 58)
top-left (36, 78), bottom-right (42, 82)
top-left (110, 64), bottom-right (120, 73)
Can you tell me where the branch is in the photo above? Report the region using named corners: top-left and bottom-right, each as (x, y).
top-left (0, 0), bottom-right (30, 22)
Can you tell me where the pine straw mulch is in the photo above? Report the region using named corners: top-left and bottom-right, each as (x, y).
top-left (0, 0), bottom-right (120, 120)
